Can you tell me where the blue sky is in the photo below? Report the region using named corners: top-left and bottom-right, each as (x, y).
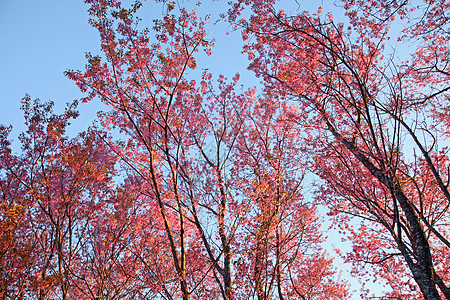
top-left (0, 1), bottom-right (101, 138)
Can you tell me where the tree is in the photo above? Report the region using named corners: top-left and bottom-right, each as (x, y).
top-left (230, 0), bottom-right (449, 298)
top-left (0, 96), bottom-right (120, 299)
top-left (232, 96), bottom-right (347, 299)
top-left (65, 0), bottom-right (346, 298)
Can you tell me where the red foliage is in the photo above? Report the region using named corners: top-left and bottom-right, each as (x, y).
top-left (232, 0), bottom-right (449, 299)
top-left (3, 0), bottom-right (449, 299)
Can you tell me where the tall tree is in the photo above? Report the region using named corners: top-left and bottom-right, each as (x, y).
top-left (0, 96), bottom-right (119, 299)
top-left (67, 0), bottom-right (347, 298)
top-left (230, 0), bottom-right (449, 299)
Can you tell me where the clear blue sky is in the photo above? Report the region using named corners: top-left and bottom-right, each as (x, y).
top-left (0, 1), bottom-right (101, 138)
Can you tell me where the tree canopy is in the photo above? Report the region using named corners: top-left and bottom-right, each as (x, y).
top-left (1, 0), bottom-right (449, 299)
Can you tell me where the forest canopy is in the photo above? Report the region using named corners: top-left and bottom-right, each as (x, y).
top-left (0, 0), bottom-right (449, 299)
